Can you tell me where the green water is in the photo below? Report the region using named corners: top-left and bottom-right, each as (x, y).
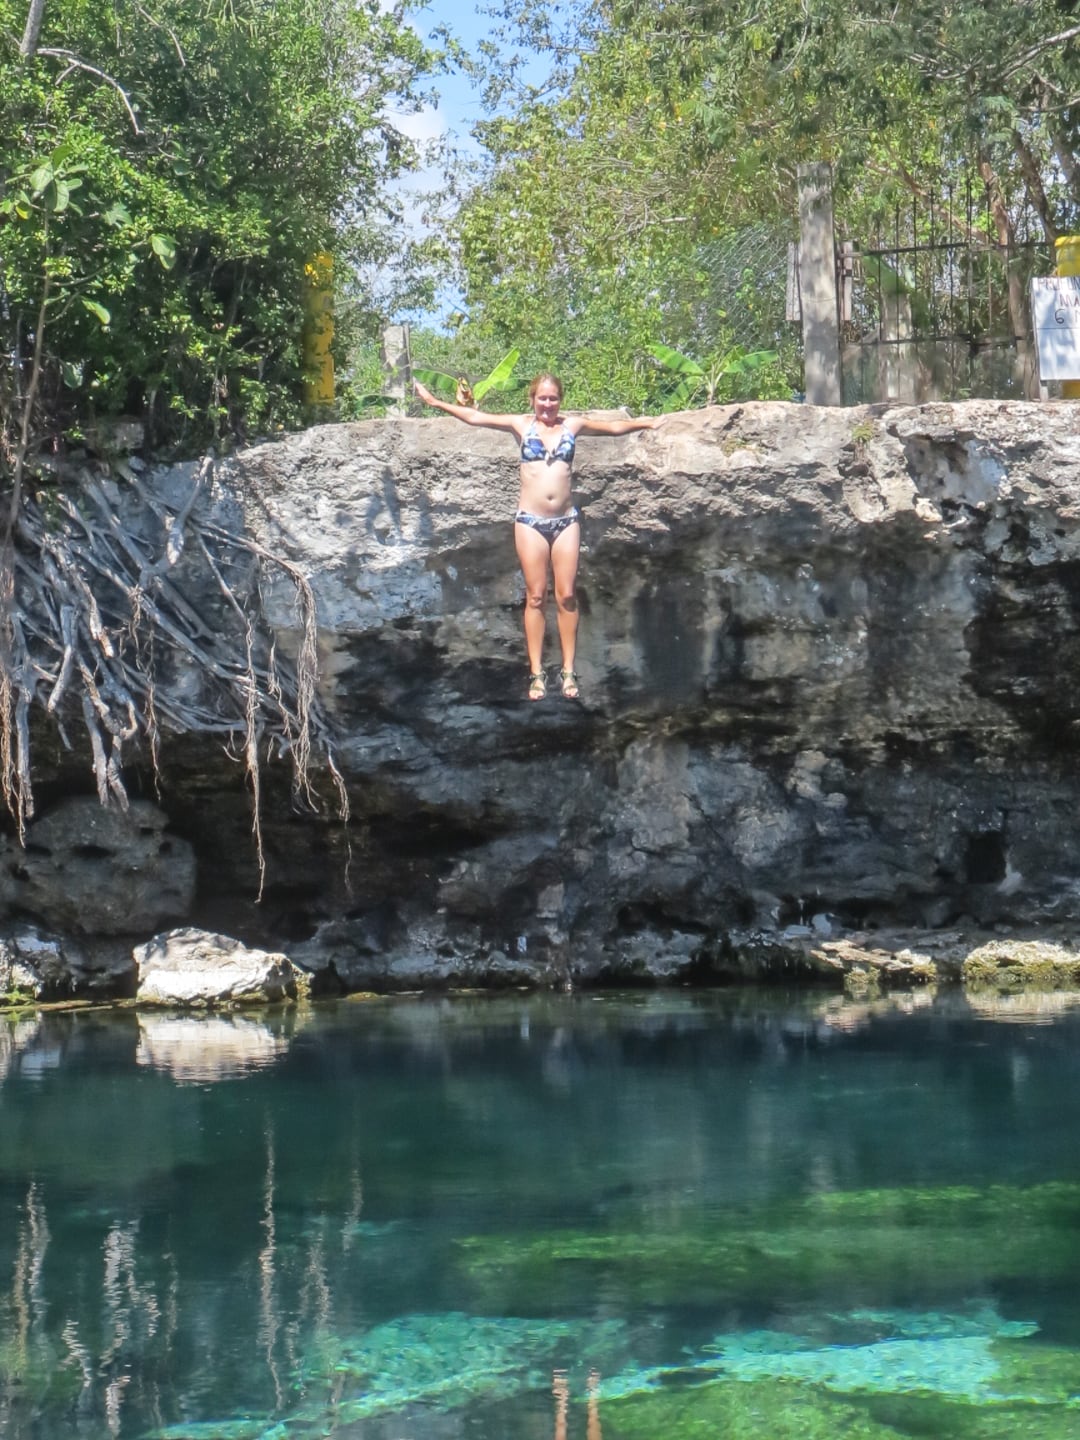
top-left (2, 989), bottom-right (1080, 1438)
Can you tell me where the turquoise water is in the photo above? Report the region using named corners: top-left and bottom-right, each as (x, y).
top-left (2, 989), bottom-right (1080, 1438)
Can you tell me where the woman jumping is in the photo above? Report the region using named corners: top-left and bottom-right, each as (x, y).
top-left (413, 373), bottom-right (662, 700)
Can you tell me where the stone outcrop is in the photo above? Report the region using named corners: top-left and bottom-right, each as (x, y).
top-left (8, 399), bottom-right (1080, 994)
top-left (0, 925), bottom-right (133, 1000)
top-left (134, 929), bottom-right (298, 1006)
top-left (0, 798), bottom-right (195, 936)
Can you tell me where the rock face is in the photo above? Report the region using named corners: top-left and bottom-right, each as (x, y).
top-left (0, 798), bottom-right (195, 936)
top-left (9, 400), bottom-right (1080, 991)
top-left (0, 925), bottom-right (134, 1000)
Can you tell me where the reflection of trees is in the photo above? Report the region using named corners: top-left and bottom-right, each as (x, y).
top-left (8, 1183), bottom-right (48, 1412)
top-left (1, 1189), bottom-right (176, 1437)
top-left (0, 1142), bottom-right (363, 1435)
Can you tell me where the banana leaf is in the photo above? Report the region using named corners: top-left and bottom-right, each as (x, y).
top-left (473, 348), bottom-right (520, 402)
top-left (411, 367), bottom-right (458, 400)
top-left (647, 342), bottom-right (706, 378)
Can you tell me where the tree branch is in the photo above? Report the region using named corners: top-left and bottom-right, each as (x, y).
top-left (37, 49), bottom-right (142, 133)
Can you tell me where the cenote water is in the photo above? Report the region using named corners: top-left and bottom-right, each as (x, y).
top-left (3, 989), bottom-right (1080, 1439)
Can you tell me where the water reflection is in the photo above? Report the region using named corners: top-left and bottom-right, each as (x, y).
top-left (1, 989), bottom-right (1080, 1438)
top-left (135, 1013), bottom-right (290, 1083)
top-left (554, 1366), bottom-right (602, 1440)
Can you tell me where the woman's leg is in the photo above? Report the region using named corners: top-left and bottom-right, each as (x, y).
top-left (550, 520), bottom-right (581, 687)
top-left (515, 521), bottom-right (553, 679)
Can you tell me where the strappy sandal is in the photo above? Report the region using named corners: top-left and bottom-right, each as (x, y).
top-left (560, 669), bottom-right (580, 699)
top-left (528, 672), bottom-right (548, 701)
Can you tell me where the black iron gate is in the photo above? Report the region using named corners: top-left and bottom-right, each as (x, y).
top-left (840, 181), bottom-right (1053, 403)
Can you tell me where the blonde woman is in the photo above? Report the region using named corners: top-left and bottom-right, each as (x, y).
top-left (414, 373), bottom-right (662, 700)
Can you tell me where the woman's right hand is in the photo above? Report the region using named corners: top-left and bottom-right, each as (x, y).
top-left (413, 381), bottom-right (435, 405)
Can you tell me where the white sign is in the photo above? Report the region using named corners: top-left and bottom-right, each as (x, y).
top-left (1031, 275), bottom-right (1080, 380)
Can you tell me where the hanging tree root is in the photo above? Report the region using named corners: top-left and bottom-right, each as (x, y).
top-left (0, 455), bottom-right (349, 899)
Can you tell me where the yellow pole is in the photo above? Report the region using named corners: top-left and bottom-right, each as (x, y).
top-left (1055, 236), bottom-right (1080, 398)
top-left (302, 251), bottom-right (334, 406)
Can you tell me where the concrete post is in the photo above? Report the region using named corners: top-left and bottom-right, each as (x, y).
top-left (797, 163), bottom-right (842, 405)
top-left (879, 287), bottom-right (917, 403)
top-left (381, 323), bottom-right (412, 413)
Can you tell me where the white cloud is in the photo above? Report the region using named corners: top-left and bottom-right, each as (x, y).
top-left (392, 104), bottom-right (450, 145)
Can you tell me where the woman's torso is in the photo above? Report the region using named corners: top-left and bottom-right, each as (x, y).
top-left (515, 416), bottom-right (579, 516)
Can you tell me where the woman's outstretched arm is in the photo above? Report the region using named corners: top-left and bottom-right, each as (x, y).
top-left (413, 382), bottom-right (521, 434)
top-left (572, 412), bottom-right (666, 437)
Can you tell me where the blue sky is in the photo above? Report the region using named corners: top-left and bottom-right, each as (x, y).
top-left (395, 2), bottom-right (510, 164)
top-left (392, 1), bottom-right (549, 183)
top-left (384, 1), bottom-right (549, 320)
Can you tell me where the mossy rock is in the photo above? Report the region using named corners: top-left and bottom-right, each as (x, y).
top-left (600, 1350), bottom-right (1080, 1440)
top-left (963, 942), bottom-right (1080, 991)
top-left (989, 1339), bottom-right (1080, 1404)
top-left (606, 1384), bottom-right (1080, 1439)
top-left (601, 1377), bottom-right (927, 1440)
top-left (455, 1182), bottom-right (1080, 1312)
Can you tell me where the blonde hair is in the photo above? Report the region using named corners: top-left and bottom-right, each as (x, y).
top-left (528, 373), bottom-right (564, 403)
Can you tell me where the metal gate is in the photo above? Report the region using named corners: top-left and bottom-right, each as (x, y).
top-left (839, 181), bottom-right (1052, 404)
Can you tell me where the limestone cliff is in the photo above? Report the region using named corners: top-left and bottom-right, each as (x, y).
top-left (7, 400), bottom-right (1080, 992)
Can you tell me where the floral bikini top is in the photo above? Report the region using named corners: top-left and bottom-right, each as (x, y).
top-left (520, 419), bottom-right (576, 465)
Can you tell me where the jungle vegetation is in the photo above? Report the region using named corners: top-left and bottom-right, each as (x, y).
top-left (0, 0), bottom-right (444, 854)
top-left (2, 0), bottom-right (1080, 847)
top-left (6, 0), bottom-right (1080, 445)
top-left (0, 0), bottom-right (441, 465)
top-left (407, 0), bottom-right (1080, 412)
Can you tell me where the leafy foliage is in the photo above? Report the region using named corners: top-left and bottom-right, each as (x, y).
top-left (413, 346), bottom-right (521, 403)
top-left (432, 0), bottom-right (1080, 404)
top-left (0, 0), bottom-right (439, 458)
top-left (648, 341), bottom-right (785, 407)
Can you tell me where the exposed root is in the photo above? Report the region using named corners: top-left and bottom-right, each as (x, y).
top-left (0, 454), bottom-right (348, 886)
top-left (242, 620), bottom-right (266, 901)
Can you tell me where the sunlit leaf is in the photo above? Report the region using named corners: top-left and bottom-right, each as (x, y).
top-left (473, 347), bottom-right (520, 401)
top-left (647, 343), bottom-right (705, 378)
top-left (413, 366), bottom-right (458, 399)
top-left (151, 234), bottom-right (178, 270)
top-left (81, 298), bottom-right (111, 326)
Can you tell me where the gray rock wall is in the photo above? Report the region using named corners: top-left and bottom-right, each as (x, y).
top-left (10, 400), bottom-right (1080, 990)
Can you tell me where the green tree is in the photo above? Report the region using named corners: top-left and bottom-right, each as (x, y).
top-left (441, 0), bottom-right (1080, 399)
top-left (0, 0), bottom-right (439, 463)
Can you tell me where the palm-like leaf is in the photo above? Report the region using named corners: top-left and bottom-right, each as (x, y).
top-left (473, 348), bottom-right (520, 401)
